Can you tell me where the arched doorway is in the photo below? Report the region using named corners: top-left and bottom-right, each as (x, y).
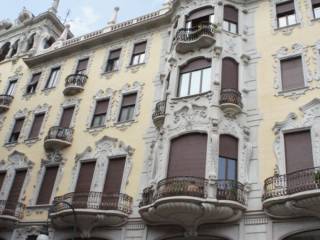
top-left (284, 230), bottom-right (320, 240)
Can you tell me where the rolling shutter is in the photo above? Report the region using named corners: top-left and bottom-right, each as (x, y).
top-left (281, 57), bottom-right (304, 91)
top-left (276, 0), bottom-right (295, 16)
top-left (94, 99), bottom-right (109, 115)
top-left (122, 93), bottom-right (137, 107)
top-left (221, 58), bottom-right (239, 90)
top-left (109, 49), bottom-right (121, 60)
top-left (29, 113), bottom-right (45, 139)
top-left (224, 5), bottom-right (238, 23)
top-left (187, 7), bottom-right (214, 21)
top-left (36, 166), bottom-right (59, 205)
top-left (76, 58), bottom-right (89, 73)
top-left (133, 42), bottom-right (147, 54)
top-left (75, 161), bottom-right (96, 193)
top-left (180, 58), bottom-right (211, 74)
top-left (12, 118), bottom-right (25, 134)
top-left (219, 135), bottom-right (238, 160)
top-left (59, 106), bottom-right (75, 128)
top-left (103, 157), bottom-right (126, 194)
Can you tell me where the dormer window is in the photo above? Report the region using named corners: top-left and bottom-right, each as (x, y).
top-left (185, 6), bottom-right (214, 29)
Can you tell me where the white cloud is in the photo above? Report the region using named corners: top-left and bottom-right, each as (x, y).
top-left (68, 5), bottom-right (101, 36)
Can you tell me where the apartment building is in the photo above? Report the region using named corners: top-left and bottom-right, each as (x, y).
top-left (0, 0), bottom-right (319, 239)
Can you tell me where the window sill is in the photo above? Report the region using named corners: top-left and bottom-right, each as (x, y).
top-left (27, 204), bottom-right (51, 209)
top-left (115, 119), bottom-right (135, 125)
top-left (103, 69), bottom-right (119, 74)
top-left (128, 63), bottom-right (145, 68)
top-left (277, 86), bottom-right (310, 98)
top-left (24, 137), bottom-right (40, 146)
top-left (171, 91), bottom-right (212, 101)
top-left (222, 30), bottom-right (240, 37)
top-left (275, 23), bottom-right (300, 31)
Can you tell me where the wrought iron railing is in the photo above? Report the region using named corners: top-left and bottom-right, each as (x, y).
top-left (0, 200), bottom-right (25, 219)
top-left (0, 94), bottom-right (13, 107)
top-left (45, 126), bottom-right (73, 143)
top-left (51, 192), bottom-right (133, 215)
top-left (263, 167), bottom-right (320, 200)
top-left (65, 74), bottom-right (88, 88)
top-left (175, 23), bottom-right (216, 43)
top-left (139, 177), bottom-right (246, 207)
top-left (152, 100), bottom-right (166, 120)
top-left (219, 88), bottom-right (243, 108)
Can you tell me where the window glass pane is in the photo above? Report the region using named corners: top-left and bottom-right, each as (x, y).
top-left (223, 21), bottom-right (229, 31)
top-left (230, 22), bottom-right (237, 33)
top-left (314, 7), bottom-right (320, 19)
top-left (6, 81), bottom-right (16, 95)
top-left (278, 16), bottom-right (287, 28)
top-left (139, 53), bottom-right (145, 64)
top-left (119, 107), bottom-right (128, 122)
top-left (47, 69), bottom-right (59, 88)
top-left (132, 55), bottom-right (139, 65)
top-left (287, 14), bottom-right (296, 25)
top-left (179, 73), bottom-right (190, 97)
top-left (209, 14), bottom-right (215, 24)
top-left (127, 106), bottom-right (135, 121)
top-left (227, 159), bottom-right (237, 180)
top-left (190, 70), bottom-right (201, 95)
top-left (218, 157), bottom-right (226, 179)
top-left (201, 68), bottom-right (211, 92)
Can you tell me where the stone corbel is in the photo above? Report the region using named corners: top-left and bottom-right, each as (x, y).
top-left (241, 54), bottom-right (251, 65)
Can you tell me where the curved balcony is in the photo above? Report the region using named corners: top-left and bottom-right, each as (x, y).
top-left (263, 167), bottom-right (320, 219)
top-left (63, 74), bottom-right (88, 96)
top-left (219, 89), bottom-right (243, 117)
top-left (44, 126), bottom-right (73, 150)
top-left (0, 200), bottom-right (25, 229)
top-left (175, 24), bottom-right (217, 54)
top-left (152, 100), bottom-right (166, 128)
top-left (139, 177), bottom-right (246, 232)
top-left (50, 192), bottom-right (132, 235)
top-left (0, 95), bottom-right (13, 113)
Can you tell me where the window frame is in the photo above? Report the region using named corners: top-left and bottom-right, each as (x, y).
top-left (90, 98), bottom-right (109, 128)
top-left (45, 66), bottom-right (61, 89)
top-left (8, 117), bottom-right (25, 144)
top-left (5, 79), bottom-right (17, 96)
top-left (27, 112), bottom-right (46, 140)
top-left (26, 72), bottom-right (41, 95)
top-left (275, 0), bottom-right (297, 28)
top-left (130, 41), bottom-right (147, 66)
top-left (105, 48), bottom-right (121, 72)
top-left (118, 93), bottom-right (137, 123)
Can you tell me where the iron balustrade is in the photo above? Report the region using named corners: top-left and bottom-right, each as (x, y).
top-left (219, 89), bottom-right (243, 108)
top-left (139, 177), bottom-right (246, 207)
top-left (45, 126), bottom-right (73, 143)
top-left (65, 74), bottom-right (88, 88)
top-left (152, 100), bottom-right (166, 120)
top-left (51, 192), bottom-right (133, 215)
top-left (0, 200), bottom-right (25, 219)
top-left (0, 95), bottom-right (13, 107)
top-left (263, 167), bottom-right (320, 200)
top-left (175, 23), bottom-right (216, 43)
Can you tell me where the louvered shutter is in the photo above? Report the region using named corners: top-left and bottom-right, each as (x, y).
top-left (59, 107), bottom-right (75, 128)
top-left (221, 58), bottom-right (239, 90)
top-left (36, 166), bottom-right (59, 205)
top-left (94, 99), bottom-right (109, 115)
top-left (281, 57), bottom-right (304, 91)
top-left (224, 5), bottom-right (238, 23)
top-left (29, 113), bottom-right (45, 139)
top-left (103, 157), bottom-right (126, 194)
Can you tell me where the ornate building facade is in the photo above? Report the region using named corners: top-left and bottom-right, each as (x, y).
top-left (0, 0), bottom-right (319, 239)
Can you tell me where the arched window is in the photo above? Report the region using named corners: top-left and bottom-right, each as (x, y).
top-left (168, 133), bottom-right (207, 178)
top-left (178, 58), bottom-right (211, 97)
top-left (221, 57), bottom-right (239, 90)
top-left (0, 42), bottom-right (10, 61)
top-left (26, 33), bottom-right (36, 51)
top-left (43, 36), bottom-right (55, 49)
top-left (223, 5), bottom-right (238, 33)
top-left (284, 229), bottom-right (320, 239)
top-left (10, 40), bottom-right (19, 57)
top-left (186, 6), bottom-right (214, 28)
top-left (218, 135), bottom-right (238, 181)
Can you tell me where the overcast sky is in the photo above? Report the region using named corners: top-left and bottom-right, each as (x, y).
top-left (1, 0), bottom-right (164, 36)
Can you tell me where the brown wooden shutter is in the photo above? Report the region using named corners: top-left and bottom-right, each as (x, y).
top-left (94, 99), bottom-right (109, 115)
top-left (167, 133), bottom-right (207, 178)
top-left (36, 166), bottom-right (59, 205)
top-left (59, 106), bottom-right (75, 128)
top-left (276, 0), bottom-right (295, 15)
top-left (312, 0), bottom-right (320, 5)
top-left (109, 49), bottom-right (121, 59)
top-left (122, 93), bottom-right (137, 106)
top-left (221, 58), bottom-right (239, 90)
top-left (75, 161), bottom-right (96, 193)
top-left (187, 7), bottom-right (214, 21)
top-left (285, 131), bottom-right (314, 174)
top-left (30, 73), bottom-right (41, 85)
top-left (0, 172), bottom-right (6, 191)
top-left (224, 5), bottom-right (238, 23)
top-left (13, 118), bottom-right (25, 134)
top-left (281, 57), bottom-right (304, 91)
top-left (103, 157), bottom-right (126, 194)
top-left (180, 58), bottom-right (211, 74)
top-left (133, 42), bottom-right (147, 54)
top-left (219, 135), bottom-right (238, 160)
top-left (4, 170), bottom-right (27, 213)
top-left (29, 113), bottom-right (45, 139)
top-left (76, 58), bottom-right (89, 72)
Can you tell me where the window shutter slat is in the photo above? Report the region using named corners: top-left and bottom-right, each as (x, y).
top-left (94, 99), bottom-right (109, 115)
top-left (224, 5), bottom-right (238, 23)
top-left (13, 118), bottom-right (25, 133)
top-left (75, 161), bottom-right (96, 193)
top-left (36, 166), bottom-right (58, 205)
top-left (285, 131), bottom-right (314, 174)
top-left (180, 59), bottom-right (211, 74)
top-left (76, 58), bottom-right (89, 72)
top-left (122, 93), bottom-right (137, 106)
top-left (133, 42), bottom-right (147, 54)
top-left (109, 49), bottom-right (121, 59)
top-left (276, 0), bottom-right (295, 15)
top-left (167, 133), bottom-right (207, 178)
top-left (221, 58), bottom-right (239, 90)
top-left (187, 7), bottom-right (214, 21)
top-left (103, 157), bottom-right (126, 194)
top-left (29, 113), bottom-right (45, 139)
top-left (281, 57), bottom-right (304, 91)
top-left (219, 135), bottom-right (238, 160)
top-left (59, 107), bottom-right (75, 128)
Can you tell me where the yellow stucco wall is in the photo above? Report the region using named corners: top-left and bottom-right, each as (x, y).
top-left (0, 30), bottom-right (163, 222)
top-left (255, 0), bottom-right (320, 182)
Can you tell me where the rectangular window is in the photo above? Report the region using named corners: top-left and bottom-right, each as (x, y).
top-left (103, 157), bottom-right (126, 194)
top-left (28, 113), bottom-right (45, 139)
top-left (91, 99), bottom-right (109, 128)
top-left (276, 0), bottom-right (296, 28)
top-left (178, 67), bottom-right (211, 97)
top-left (223, 6), bottom-right (238, 34)
top-left (26, 73), bottom-right (41, 95)
top-left (5, 80), bottom-right (17, 96)
top-left (280, 56), bottom-right (304, 91)
top-left (312, 0), bottom-right (320, 18)
top-left (75, 58), bottom-right (89, 75)
top-left (75, 161), bottom-right (96, 193)
top-left (106, 49), bottom-right (121, 72)
top-left (130, 42), bottom-right (147, 66)
top-left (45, 67), bottom-right (60, 89)
top-left (118, 93), bottom-right (137, 122)
top-left (59, 106), bottom-right (75, 128)
top-left (9, 117), bottom-right (25, 143)
top-left (36, 166), bottom-right (58, 205)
